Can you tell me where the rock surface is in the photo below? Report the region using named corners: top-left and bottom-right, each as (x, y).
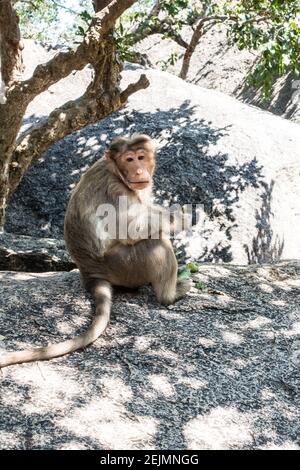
top-left (135, 24), bottom-right (300, 123)
top-left (0, 261), bottom-right (299, 449)
top-left (6, 63), bottom-right (300, 264)
top-left (1, 40), bottom-right (299, 452)
top-left (0, 232), bottom-right (74, 272)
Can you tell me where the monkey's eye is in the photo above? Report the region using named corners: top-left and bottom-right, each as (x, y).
top-left (126, 157), bottom-right (134, 162)
top-left (138, 155), bottom-right (144, 160)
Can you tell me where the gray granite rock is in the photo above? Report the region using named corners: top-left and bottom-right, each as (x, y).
top-left (0, 261), bottom-right (299, 449)
top-left (5, 62), bottom-right (300, 264)
top-left (0, 232), bottom-right (74, 272)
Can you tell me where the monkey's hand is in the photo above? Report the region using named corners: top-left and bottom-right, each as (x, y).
top-left (117, 203), bottom-right (192, 244)
top-left (142, 204), bottom-right (191, 239)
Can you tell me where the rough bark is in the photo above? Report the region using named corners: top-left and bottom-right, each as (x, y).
top-left (92, 0), bottom-right (112, 12)
top-left (7, 0), bottom-right (137, 108)
top-left (0, 0), bottom-right (150, 231)
top-left (0, 0), bottom-right (24, 87)
top-left (0, 0), bottom-right (24, 230)
top-left (9, 54), bottom-right (149, 196)
top-left (150, 0), bottom-right (162, 17)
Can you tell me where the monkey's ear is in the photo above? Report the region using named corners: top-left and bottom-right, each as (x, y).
top-left (104, 150), bottom-right (113, 161)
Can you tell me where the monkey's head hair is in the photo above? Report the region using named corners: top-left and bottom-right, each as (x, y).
top-left (107, 134), bottom-right (155, 159)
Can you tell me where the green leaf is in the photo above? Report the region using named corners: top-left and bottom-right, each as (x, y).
top-left (80, 10), bottom-right (92, 23)
top-left (77, 26), bottom-right (85, 36)
top-left (177, 267), bottom-right (191, 281)
top-left (195, 281), bottom-right (206, 290)
top-left (187, 262), bottom-right (199, 273)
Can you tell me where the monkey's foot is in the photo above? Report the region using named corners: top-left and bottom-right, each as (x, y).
top-left (175, 278), bottom-right (192, 301)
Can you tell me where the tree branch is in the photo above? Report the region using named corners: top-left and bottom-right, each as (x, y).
top-left (9, 62), bottom-right (149, 196)
top-left (92, 0), bottom-right (112, 13)
top-left (8, 0), bottom-right (137, 106)
top-left (161, 24), bottom-right (189, 49)
top-left (149, 0), bottom-right (163, 18)
top-left (179, 14), bottom-right (270, 80)
top-left (120, 73), bottom-right (150, 103)
top-left (129, 17), bottom-right (189, 49)
top-left (0, 0), bottom-right (24, 86)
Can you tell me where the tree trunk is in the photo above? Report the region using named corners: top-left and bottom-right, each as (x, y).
top-left (0, 0), bottom-right (24, 230)
top-left (0, 89), bottom-right (27, 230)
top-left (0, 160), bottom-right (10, 231)
top-left (0, 0), bottom-right (24, 86)
top-left (93, 1), bottom-right (112, 12)
top-left (179, 25), bottom-right (203, 80)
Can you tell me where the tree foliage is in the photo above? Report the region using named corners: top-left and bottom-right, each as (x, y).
top-left (16, 1), bottom-right (300, 99)
top-left (110, 0), bottom-right (300, 99)
top-left (225, 0), bottom-right (300, 98)
top-left (15, 0), bottom-right (92, 44)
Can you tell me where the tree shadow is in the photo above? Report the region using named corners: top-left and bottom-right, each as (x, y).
top-left (245, 180), bottom-right (284, 264)
top-left (191, 42), bottom-right (235, 86)
top-left (235, 70), bottom-right (299, 120)
top-left (0, 263), bottom-right (299, 449)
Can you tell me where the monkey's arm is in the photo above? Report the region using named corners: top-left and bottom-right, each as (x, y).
top-left (118, 203), bottom-right (190, 245)
top-left (149, 204), bottom-right (191, 234)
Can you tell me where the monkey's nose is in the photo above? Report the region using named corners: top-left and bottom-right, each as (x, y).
top-left (136, 169), bottom-right (143, 175)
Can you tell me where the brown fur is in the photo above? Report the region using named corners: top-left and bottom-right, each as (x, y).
top-left (0, 135), bottom-right (191, 368)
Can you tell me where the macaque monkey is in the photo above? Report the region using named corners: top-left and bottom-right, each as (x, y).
top-left (0, 135), bottom-right (191, 368)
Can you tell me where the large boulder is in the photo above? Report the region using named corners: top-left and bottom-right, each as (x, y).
top-left (6, 62), bottom-right (300, 264)
top-left (134, 25), bottom-right (300, 123)
top-left (0, 261), bottom-right (299, 449)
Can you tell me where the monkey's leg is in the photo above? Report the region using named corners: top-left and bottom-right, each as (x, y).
top-left (134, 238), bottom-right (192, 305)
top-left (103, 239), bottom-right (191, 305)
top-left (146, 238), bottom-right (178, 305)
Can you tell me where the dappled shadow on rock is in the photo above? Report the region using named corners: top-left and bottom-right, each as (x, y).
top-left (235, 70), bottom-right (300, 121)
top-left (245, 180), bottom-right (284, 264)
top-left (6, 100), bottom-right (280, 264)
top-left (0, 262), bottom-right (299, 449)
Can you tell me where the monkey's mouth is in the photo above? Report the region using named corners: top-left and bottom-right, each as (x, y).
top-left (129, 181), bottom-right (150, 185)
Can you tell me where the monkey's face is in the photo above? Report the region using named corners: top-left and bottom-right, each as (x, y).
top-left (116, 149), bottom-right (155, 191)
top-left (105, 135), bottom-right (156, 192)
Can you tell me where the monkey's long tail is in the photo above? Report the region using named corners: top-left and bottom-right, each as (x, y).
top-left (0, 279), bottom-right (112, 368)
